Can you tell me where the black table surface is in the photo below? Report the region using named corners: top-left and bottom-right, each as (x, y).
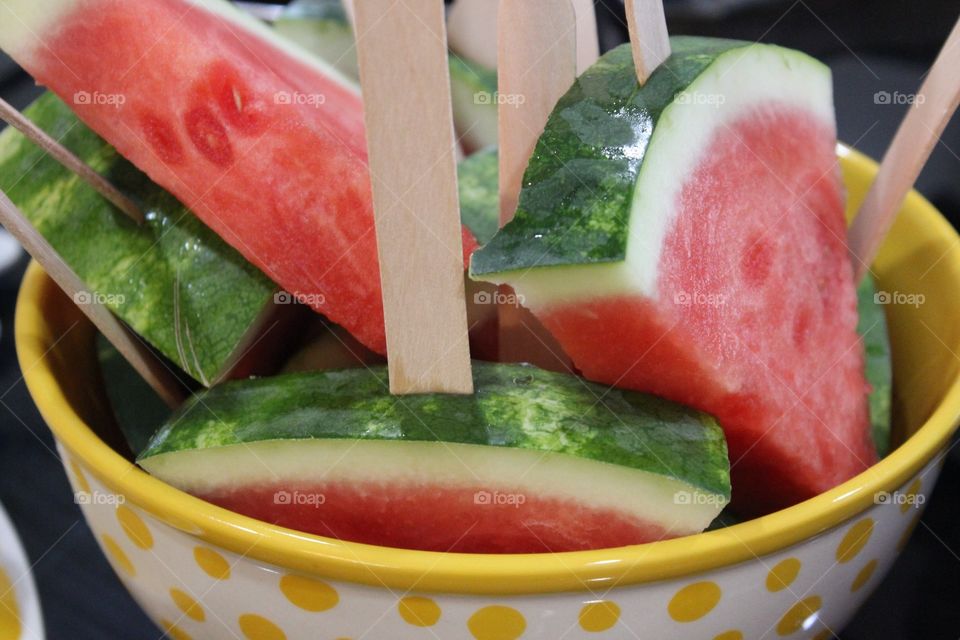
top-left (1, 1), bottom-right (959, 638)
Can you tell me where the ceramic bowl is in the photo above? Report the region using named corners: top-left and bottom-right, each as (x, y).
top-left (14, 147), bottom-right (960, 640)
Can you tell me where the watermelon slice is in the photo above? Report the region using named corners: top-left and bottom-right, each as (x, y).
top-left (470, 38), bottom-right (875, 514)
top-left (138, 363), bottom-right (730, 553)
top-left (0, 92), bottom-right (277, 384)
top-left (0, 0), bottom-right (477, 356)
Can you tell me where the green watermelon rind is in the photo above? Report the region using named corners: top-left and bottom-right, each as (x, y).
top-left (140, 363), bottom-right (730, 502)
top-left (469, 38), bottom-right (834, 306)
top-left (457, 146), bottom-right (500, 245)
top-left (857, 277), bottom-right (893, 457)
top-left (0, 93), bottom-right (276, 383)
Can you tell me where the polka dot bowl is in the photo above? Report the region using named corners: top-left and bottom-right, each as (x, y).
top-left (14, 146), bottom-right (960, 640)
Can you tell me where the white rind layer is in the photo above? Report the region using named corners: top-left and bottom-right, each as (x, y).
top-left (0, 0), bottom-right (358, 96)
top-left (141, 439), bottom-right (726, 535)
top-left (482, 44), bottom-right (835, 309)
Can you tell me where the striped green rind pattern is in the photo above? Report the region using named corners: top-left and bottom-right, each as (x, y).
top-left (857, 277), bottom-right (892, 457)
top-left (141, 362), bottom-right (730, 498)
top-left (470, 37), bottom-right (756, 276)
top-left (457, 146), bottom-right (499, 245)
top-left (0, 93), bottom-right (276, 384)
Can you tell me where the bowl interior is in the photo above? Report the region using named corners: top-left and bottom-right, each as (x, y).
top-left (14, 146), bottom-right (960, 593)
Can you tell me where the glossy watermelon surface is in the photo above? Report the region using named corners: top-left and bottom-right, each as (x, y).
top-left (538, 110), bottom-right (873, 513)
top-left (0, 0), bottom-right (476, 355)
top-left (471, 40), bottom-right (875, 514)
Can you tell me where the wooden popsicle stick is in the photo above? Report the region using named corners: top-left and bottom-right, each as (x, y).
top-left (848, 17), bottom-right (960, 281)
top-left (624, 0), bottom-right (671, 85)
top-left (573, 0), bottom-right (600, 74)
top-left (0, 189), bottom-right (185, 407)
top-left (354, 0), bottom-right (473, 395)
top-left (446, 0), bottom-right (499, 70)
top-left (340, 0), bottom-right (355, 29)
top-left (496, 0), bottom-right (577, 370)
top-left (0, 97), bottom-right (144, 224)
top-left (498, 0), bottom-right (577, 225)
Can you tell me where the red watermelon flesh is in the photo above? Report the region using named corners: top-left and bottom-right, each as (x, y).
top-left (535, 108), bottom-right (875, 514)
top-left (200, 482), bottom-right (670, 553)
top-left (0, 0), bottom-right (477, 354)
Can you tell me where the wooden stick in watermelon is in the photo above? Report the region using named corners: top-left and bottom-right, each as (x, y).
top-left (624, 0), bottom-right (672, 85)
top-left (848, 16), bottom-right (960, 281)
top-left (494, 0), bottom-right (578, 369)
top-left (0, 0), bottom-right (487, 359)
top-left (573, 0), bottom-right (601, 74)
top-left (498, 0), bottom-right (577, 225)
top-left (0, 189), bottom-right (186, 407)
top-left (0, 97), bottom-right (143, 224)
top-left (352, 0), bottom-right (473, 395)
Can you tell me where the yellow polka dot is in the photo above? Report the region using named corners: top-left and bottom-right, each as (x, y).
top-left (194, 546), bottom-right (231, 580)
top-left (836, 518), bottom-right (873, 563)
top-left (467, 605), bottom-right (526, 640)
top-left (0, 567), bottom-right (22, 640)
top-left (901, 478), bottom-right (922, 514)
top-left (714, 631), bottom-right (744, 640)
top-left (766, 558), bottom-right (801, 592)
top-left (161, 618), bottom-right (194, 640)
top-left (578, 600), bottom-right (620, 632)
top-left (170, 588), bottom-right (206, 622)
top-left (776, 596), bottom-right (822, 636)
top-left (898, 513), bottom-right (922, 551)
top-left (279, 574), bottom-right (338, 612)
top-left (116, 505), bottom-right (154, 550)
top-left (238, 613), bottom-right (286, 640)
top-left (851, 559), bottom-right (878, 592)
top-left (70, 458), bottom-right (91, 494)
top-left (398, 596), bottom-right (441, 627)
top-left (667, 581), bottom-right (722, 623)
top-left (101, 534), bottom-right (136, 577)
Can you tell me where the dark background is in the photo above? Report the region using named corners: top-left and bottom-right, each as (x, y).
top-left (0, 0), bottom-right (958, 638)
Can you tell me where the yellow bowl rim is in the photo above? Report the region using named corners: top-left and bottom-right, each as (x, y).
top-left (15, 147), bottom-right (960, 595)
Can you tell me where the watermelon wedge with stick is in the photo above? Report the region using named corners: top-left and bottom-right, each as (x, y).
top-left (471, 38), bottom-right (876, 515)
top-left (0, 0), bottom-right (477, 355)
top-left (138, 363), bottom-right (731, 553)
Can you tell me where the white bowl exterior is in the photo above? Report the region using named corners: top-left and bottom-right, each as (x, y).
top-left (59, 441), bottom-right (941, 640)
top-left (0, 501), bottom-right (45, 640)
